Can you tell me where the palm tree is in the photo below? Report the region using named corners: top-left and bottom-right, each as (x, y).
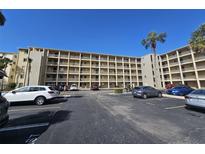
top-left (141, 32), bottom-right (166, 87)
top-left (189, 24), bottom-right (205, 53)
top-left (0, 11), bottom-right (6, 26)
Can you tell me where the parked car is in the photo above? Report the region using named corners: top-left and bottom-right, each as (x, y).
top-left (91, 84), bottom-right (99, 90)
top-left (166, 85), bottom-right (193, 96)
top-left (185, 89), bottom-right (205, 109)
top-left (0, 92), bottom-right (9, 127)
top-left (3, 86), bottom-right (60, 105)
top-left (70, 84), bottom-right (78, 91)
top-left (132, 86), bottom-right (162, 99)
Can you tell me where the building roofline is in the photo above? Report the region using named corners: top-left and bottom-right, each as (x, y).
top-left (0, 51), bottom-right (17, 54)
top-left (159, 44), bottom-right (190, 56)
top-left (23, 46), bottom-right (142, 59)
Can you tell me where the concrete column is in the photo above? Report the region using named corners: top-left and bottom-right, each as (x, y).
top-left (66, 52), bottom-right (70, 86)
top-left (166, 54), bottom-right (173, 84)
top-left (99, 55), bottom-right (101, 87)
top-left (159, 56), bottom-right (165, 88)
top-left (56, 51), bottom-right (60, 85)
top-left (129, 58), bottom-right (132, 87)
top-left (122, 57), bottom-right (125, 88)
top-left (115, 57), bottom-right (118, 86)
top-left (107, 56), bottom-right (110, 89)
top-left (135, 58), bottom-right (139, 86)
top-left (89, 54), bottom-right (92, 88)
top-left (78, 53), bottom-right (81, 89)
top-left (44, 49), bottom-right (49, 85)
top-left (176, 50), bottom-right (184, 85)
top-left (190, 46), bottom-right (201, 88)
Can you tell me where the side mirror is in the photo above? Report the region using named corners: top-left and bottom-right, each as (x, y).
top-left (12, 91), bottom-right (16, 94)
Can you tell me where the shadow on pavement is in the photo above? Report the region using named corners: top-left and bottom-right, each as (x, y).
top-left (0, 110), bottom-right (72, 144)
top-left (10, 97), bottom-right (68, 106)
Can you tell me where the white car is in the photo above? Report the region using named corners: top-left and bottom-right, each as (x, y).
top-left (70, 84), bottom-right (78, 91)
top-left (3, 86), bottom-right (60, 105)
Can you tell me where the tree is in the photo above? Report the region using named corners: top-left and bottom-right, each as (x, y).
top-left (141, 32), bottom-right (166, 87)
top-left (0, 57), bottom-right (12, 90)
top-left (0, 57), bottom-right (12, 70)
top-left (189, 24), bottom-right (205, 53)
top-left (0, 11), bottom-right (6, 26)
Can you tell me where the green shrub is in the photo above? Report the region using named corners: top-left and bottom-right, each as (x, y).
top-left (114, 88), bottom-right (123, 93)
top-left (6, 82), bottom-right (17, 90)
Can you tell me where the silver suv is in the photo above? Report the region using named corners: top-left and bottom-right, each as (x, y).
top-left (132, 86), bottom-right (162, 99)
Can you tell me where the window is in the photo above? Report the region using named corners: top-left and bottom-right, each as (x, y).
top-left (15, 87), bottom-right (29, 92)
top-left (20, 75), bottom-right (24, 79)
top-left (23, 58), bottom-right (27, 62)
top-left (29, 87), bottom-right (40, 92)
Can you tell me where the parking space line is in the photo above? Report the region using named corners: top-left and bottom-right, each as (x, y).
top-left (9, 106), bottom-right (61, 112)
top-left (165, 105), bottom-right (185, 110)
top-left (0, 122), bottom-right (49, 132)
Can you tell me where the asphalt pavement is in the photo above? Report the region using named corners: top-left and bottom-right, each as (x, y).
top-left (1, 90), bottom-right (205, 144)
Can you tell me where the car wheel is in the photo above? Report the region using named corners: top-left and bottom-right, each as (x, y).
top-left (158, 92), bottom-right (162, 97)
top-left (34, 96), bottom-right (46, 105)
top-left (133, 95), bottom-right (136, 98)
top-left (142, 94), bottom-right (147, 99)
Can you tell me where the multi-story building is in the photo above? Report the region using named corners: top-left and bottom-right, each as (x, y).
top-left (2, 45), bottom-right (205, 89)
top-left (12, 47), bottom-right (143, 89)
top-left (159, 45), bottom-right (205, 89)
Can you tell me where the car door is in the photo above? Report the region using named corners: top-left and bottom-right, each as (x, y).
top-left (6, 87), bottom-right (30, 102)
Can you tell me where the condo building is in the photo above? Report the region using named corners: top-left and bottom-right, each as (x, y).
top-left (1, 45), bottom-right (205, 89)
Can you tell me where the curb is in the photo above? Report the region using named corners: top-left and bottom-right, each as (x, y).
top-left (162, 94), bottom-right (185, 100)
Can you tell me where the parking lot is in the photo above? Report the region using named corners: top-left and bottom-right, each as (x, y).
top-left (1, 90), bottom-right (205, 143)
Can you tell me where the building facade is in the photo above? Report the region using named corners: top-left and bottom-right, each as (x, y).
top-left (2, 45), bottom-right (205, 89)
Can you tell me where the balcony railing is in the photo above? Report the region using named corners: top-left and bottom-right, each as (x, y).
top-left (47, 62), bottom-right (58, 65)
top-left (70, 56), bottom-right (80, 59)
top-left (180, 59), bottom-right (193, 64)
top-left (58, 78), bottom-right (67, 81)
top-left (46, 78), bottom-right (56, 81)
top-left (195, 55), bottom-right (205, 61)
top-left (68, 78), bottom-right (78, 81)
top-left (48, 54), bottom-right (58, 57)
top-left (60, 55), bottom-right (68, 58)
top-left (179, 50), bottom-right (191, 56)
top-left (70, 63), bottom-right (79, 66)
top-left (47, 70), bottom-right (57, 73)
top-left (58, 70), bottom-right (67, 74)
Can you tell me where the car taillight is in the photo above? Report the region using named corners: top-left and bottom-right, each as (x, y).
top-left (48, 91), bottom-right (54, 94)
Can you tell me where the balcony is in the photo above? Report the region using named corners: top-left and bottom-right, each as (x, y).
top-left (58, 78), bottom-right (67, 82)
top-left (197, 65), bottom-right (205, 71)
top-left (70, 56), bottom-right (80, 59)
top-left (195, 55), bottom-right (205, 62)
top-left (48, 54), bottom-right (58, 58)
top-left (81, 64), bottom-right (90, 67)
top-left (100, 58), bottom-right (107, 61)
top-left (101, 65), bottom-right (108, 68)
top-left (179, 50), bottom-right (191, 57)
top-left (47, 70), bottom-right (57, 74)
top-left (80, 71), bottom-right (90, 74)
top-left (91, 79), bottom-right (99, 82)
top-left (81, 56), bottom-right (90, 60)
top-left (59, 62), bottom-right (67, 66)
top-left (47, 62), bottom-right (58, 66)
top-left (68, 78), bottom-right (78, 81)
top-left (169, 62), bottom-right (179, 67)
top-left (60, 54), bottom-right (68, 59)
top-left (80, 79), bottom-right (90, 82)
top-left (169, 54), bottom-right (177, 60)
top-left (182, 67), bottom-right (195, 72)
top-left (183, 76), bottom-right (196, 80)
top-left (46, 78), bottom-right (56, 81)
top-left (180, 59), bottom-right (193, 64)
top-left (58, 70), bottom-right (67, 74)
top-left (70, 63), bottom-right (79, 67)
top-left (171, 70), bottom-right (180, 74)
top-left (69, 71), bottom-right (79, 74)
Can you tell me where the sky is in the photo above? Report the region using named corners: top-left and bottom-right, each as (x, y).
top-left (1, 9), bottom-right (205, 57)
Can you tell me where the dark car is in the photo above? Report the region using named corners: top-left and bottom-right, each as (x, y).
top-left (0, 92), bottom-right (9, 127)
top-left (166, 85), bottom-right (194, 96)
top-left (132, 86), bottom-right (162, 99)
top-left (91, 84), bottom-right (99, 90)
